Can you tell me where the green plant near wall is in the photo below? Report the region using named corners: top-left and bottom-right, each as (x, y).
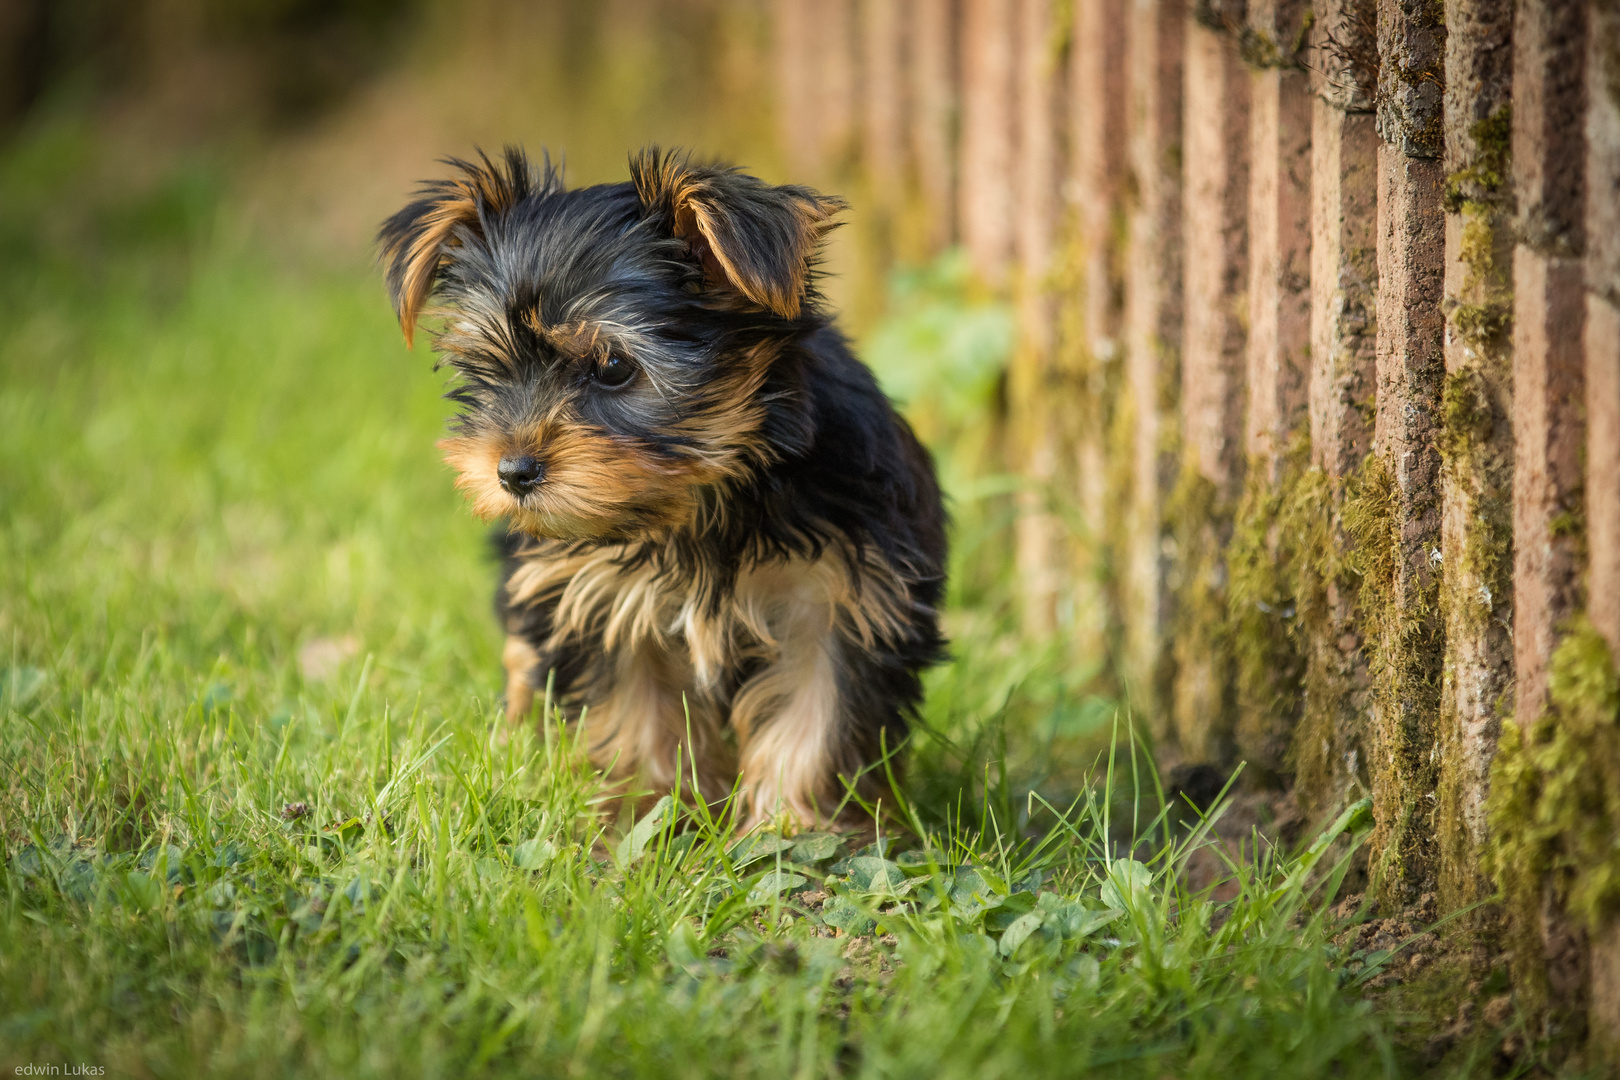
top-left (863, 247), bottom-right (1017, 608)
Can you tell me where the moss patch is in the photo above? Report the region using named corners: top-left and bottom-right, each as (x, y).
top-left (1438, 366), bottom-right (1513, 638)
top-left (1487, 619), bottom-right (1620, 1015)
top-left (1443, 105), bottom-right (1513, 213)
top-left (1165, 463), bottom-right (1235, 763)
top-left (1228, 434), bottom-right (1332, 784)
top-left (1342, 452), bottom-right (1442, 907)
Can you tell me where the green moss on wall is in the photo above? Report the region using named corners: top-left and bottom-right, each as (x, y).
top-left (1487, 619), bottom-right (1620, 1013)
top-left (1165, 464), bottom-right (1235, 763)
top-left (1443, 105), bottom-right (1513, 212)
top-left (1438, 365), bottom-right (1513, 638)
top-left (1228, 434), bottom-right (1331, 783)
top-left (1435, 112), bottom-right (1515, 921)
top-left (1343, 452), bottom-right (1442, 906)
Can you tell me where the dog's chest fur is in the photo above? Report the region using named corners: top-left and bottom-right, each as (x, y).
top-left (503, 540), bottom-right (910, 700)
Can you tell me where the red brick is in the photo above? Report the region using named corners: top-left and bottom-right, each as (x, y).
top-left (961, 0), bottom-right (1019, 283)
top-left (771, 0), bottom-right (858, 176)
top-left (860, 0), bottom-right (906, 191)
top-left (1120, 0), bottom-right (1186, 718)
top-left (1588, 0), bottom-right (1620, 656)
top-left (1072, 0), bottom-right (1128, 357)
top-left (1011, 0), bottom-right (1067, 635)
top-left (1181, 19), bottom-right (1250, 500)
top-left (1173, 16), bottom-right (1249, 762)
top-left (1313, 0), bottom-right (1377, 113)
top-left (1246, 66), bottom-right (1312, 466)
top-left (1371, 141), bottom-right (1446, 900)
top-left (1308, 104), bottom-right (1378, 480)
top-left (1511, 0), bottom-right (1588, 725)
top-left (908, 0), bottom-right (960, 249)
top-left (1376, 0), bottom-right (1445, 159)
top-left (1434, 0), bottom-right (1516, 916)
top-left (1299, 96), bottom-right (1378, 818)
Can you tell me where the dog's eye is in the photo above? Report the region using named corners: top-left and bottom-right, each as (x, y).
top-left (592, 354), bottom-right (635, 388)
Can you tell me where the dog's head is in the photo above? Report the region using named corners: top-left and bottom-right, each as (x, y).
top-left (379, 147), bottom-right (842, 540)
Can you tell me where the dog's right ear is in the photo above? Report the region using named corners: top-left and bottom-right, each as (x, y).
top-left (630, 146), bottom-right (842, 320)
top-left (377, 148), bottom-right (548, 347)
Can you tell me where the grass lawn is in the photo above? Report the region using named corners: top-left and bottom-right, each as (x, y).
top-left (0, 135), bottom-right (1499, 1079)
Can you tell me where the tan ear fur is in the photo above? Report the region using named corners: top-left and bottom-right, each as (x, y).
top-left (630, 148), bottom-right (844, 319)
top-left (378, 150), bottom-right (536, 348)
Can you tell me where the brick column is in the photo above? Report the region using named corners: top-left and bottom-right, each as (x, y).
top-left (1120, 0), bottom-right (1185, 732)
top-left (1010, 0), bottom-right (1128, 663)
top-left (1245, 1), bottom-right (1312, 468)
top-left (1589, 0), bottom-right (1620, 657)
top-left (1181, 17), bottom-right (1250, 503)
top-left (1511, 0), bottom-right (1588, 725)
top-left (860, 0), bottom-right (906, 194)
top-left (961, 0), bottom-right (1018, 284)
top-left (773, 0), bottom-right (820, 175)
top-left (1434, 0), bottom-right (1514, 918)
top-left (1171, 13), bottom-right (1249, 764)
top-left (1368, 0), bottom-right (1446, 904)
top-left (1510, 0), bottom-right (1591, 1021)
top-left (1586, 0), bottom-right (1620, 1049)
top-left (909, 0), bottom-right (960, 251)
top-left (774, 0), bottom-right (860, 179)
top-left (1064, 0), bottom-right (1128, 664)
top-left (1232, 0), bottom-right (1314, 780)
top-left (1299, 0), bottom-right (1378, 819)
top-left (1073, 0), bottom-right (1128, 359)
top-left (1010, 0), bottom-right (1067, 635)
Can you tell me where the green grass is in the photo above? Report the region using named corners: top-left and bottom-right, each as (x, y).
top-left (0, 143), bottom-right (1492, 1079)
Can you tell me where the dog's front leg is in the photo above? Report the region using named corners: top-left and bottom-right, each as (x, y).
top-left (729, 609), bottom-right (849, 831)
top-left (583, 640), bottom-right (732, 813)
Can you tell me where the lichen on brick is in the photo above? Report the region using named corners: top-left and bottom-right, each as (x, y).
top-left (1375, 0), bottom-right (1447, 159)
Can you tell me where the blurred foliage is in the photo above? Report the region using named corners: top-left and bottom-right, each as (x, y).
top-left (865, 248), bottom-right (1013, 444)
top-left (1, 0), bottom-right (421, 133)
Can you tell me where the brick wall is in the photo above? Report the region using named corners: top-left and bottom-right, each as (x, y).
top-left (772, 0), bottom-right (1620, 1053)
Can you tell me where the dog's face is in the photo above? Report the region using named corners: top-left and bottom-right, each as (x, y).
top-left (379, 148), bottom-right (841, 540)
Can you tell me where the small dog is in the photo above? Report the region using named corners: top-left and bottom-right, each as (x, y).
top-left (378, 147), bottom-right (946, 829)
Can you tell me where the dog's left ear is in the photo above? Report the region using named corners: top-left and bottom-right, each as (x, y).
top-left (378, 148), bottom-right (549, 347)
top-left (630, 147), bottom-right (843, 319)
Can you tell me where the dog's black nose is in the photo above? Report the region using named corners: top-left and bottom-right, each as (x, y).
top-left (497, 454), bottom-right (545, 496)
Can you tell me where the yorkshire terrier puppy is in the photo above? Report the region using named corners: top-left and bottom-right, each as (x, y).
top-left (378, 147), bottom-right (946, 829)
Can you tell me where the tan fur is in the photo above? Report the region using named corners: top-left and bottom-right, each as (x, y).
top-left (503, 634), bottom-right (541, 722)
top-left (504, 540), bottom-right (918, 827)
top-left (583, 641), bottom-right (734, 809)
